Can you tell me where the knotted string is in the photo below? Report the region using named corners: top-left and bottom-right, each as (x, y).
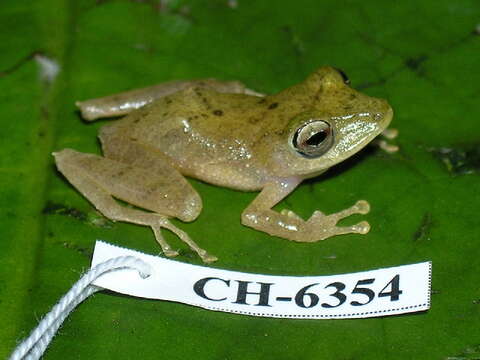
top-left (9, 256), bottom-right (151, 360)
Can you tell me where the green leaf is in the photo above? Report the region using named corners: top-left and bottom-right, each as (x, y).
top-left (1, 0), bottom-right (479, 359)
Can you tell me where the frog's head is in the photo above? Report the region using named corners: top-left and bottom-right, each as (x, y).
top-left (271, 67), bottom-right (393, 178)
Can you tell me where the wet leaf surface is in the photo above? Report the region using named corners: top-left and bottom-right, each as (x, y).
top-left (1, 0), bottom-right (479, 358)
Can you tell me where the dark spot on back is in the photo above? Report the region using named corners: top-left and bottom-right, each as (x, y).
top-left (268, 102), bottom-right (279, 110)
top-left (165, 97), bottom-right (172, 104)
top-left (200, 95), bottom-right (211, 109)
top-left (213, 110), bottom-right (223, 116)
top-left (258, 98), bottom-right (266, 104)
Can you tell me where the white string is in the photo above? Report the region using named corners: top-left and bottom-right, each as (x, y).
top-left (9, 256), bottom-right (151, 360)
top-left (23, 286), bottom-right (99, 360)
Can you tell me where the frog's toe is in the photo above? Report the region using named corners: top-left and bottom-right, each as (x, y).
top-left (163, 248), bottom-right (180, 257)
top-left (351, 220), bottom-right (370, 234)
top-left (305, 220), bottom-right (371, 242)
top-left (199, 251), bottom-right (218, 263)
top-left (376, 139), bottom-right (399, 153)
top-left (280, 209), bottom-right (303, 221)
top-left (155, 218), bottom-right (216, 262)
top-left (354, 200), bottom-right (370, 214)
top-left (382, 128), bottom-right (398, 139)
top-left (372, 128), bottom-right (399, 153)
top-left (333, 200), bottom-right (370, 220)
top-left (310, 210), bottom-right (326, 218)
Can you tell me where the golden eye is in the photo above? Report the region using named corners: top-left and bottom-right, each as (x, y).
top-left (292, 120), bottom-right (334, 158)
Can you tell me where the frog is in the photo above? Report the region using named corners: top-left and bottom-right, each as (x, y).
top-left (53, 66), bottom-right (395, 263)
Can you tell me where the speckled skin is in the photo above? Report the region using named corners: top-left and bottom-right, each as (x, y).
top-left (101, 68), bottom-right (391, 190)
top-left (54, 67), bottom-right (393, 262)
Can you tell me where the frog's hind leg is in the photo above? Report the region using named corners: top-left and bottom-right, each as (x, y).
top-left (53, 148), bottom-right (217, 263)
top-left (77, 79), bottom-right (264, 121)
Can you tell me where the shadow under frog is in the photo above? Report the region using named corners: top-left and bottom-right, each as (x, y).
top-left (54, 67), bottom-right (394, 263)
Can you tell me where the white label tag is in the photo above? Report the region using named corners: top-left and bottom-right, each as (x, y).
top-left (91, 241), bottom-right (431, 319)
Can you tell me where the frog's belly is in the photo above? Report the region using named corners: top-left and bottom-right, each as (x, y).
top-left (170, 158), bottom-right (267, 192)
top-left (148, 127), bottom-right (268, 191)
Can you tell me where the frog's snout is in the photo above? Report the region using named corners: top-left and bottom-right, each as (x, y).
top-left (374, 99), bottom-right (393, 131)
top-left (381, 104), bottom-right (394, 129)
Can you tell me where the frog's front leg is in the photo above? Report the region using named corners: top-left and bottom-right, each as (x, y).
top-left (53, 149), bottom-right (217, 263)
top-left (241, 179), bottom-right (370, 242)
top-left (77, 79), bottom-right (263, 121)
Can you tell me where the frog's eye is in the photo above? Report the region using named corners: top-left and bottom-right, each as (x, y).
top-left (292, 120), bottom-right (334, 158)
top-left (334, 68), bottom-right (350, 85)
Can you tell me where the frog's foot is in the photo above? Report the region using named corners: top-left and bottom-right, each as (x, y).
top-left (151, 225), bottom-right (179, 258)
top-left (154, 217), bottom-right (218, 263)
top-left (303, 200), bottom-right (371, 242)
top-left (373, 128), bottom-right (399, 153)
top-left (243, 200), bottom-right (371, 243)
top-left (242, 180), bottom-right (371, 243)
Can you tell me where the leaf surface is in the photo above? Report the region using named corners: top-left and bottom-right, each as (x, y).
top-left (1, 0), bottom-right (479, 358)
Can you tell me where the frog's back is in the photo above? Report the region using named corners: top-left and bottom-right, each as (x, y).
top-left (134, 88), bottom-right (279, 140)
top-left (100, 87), bottom-right (297, 190)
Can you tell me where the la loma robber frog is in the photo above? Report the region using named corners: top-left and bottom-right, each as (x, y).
top-left (54, 67), bottom-right (395, 263)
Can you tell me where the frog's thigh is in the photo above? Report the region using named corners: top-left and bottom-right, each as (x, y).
top-left (54, 149), bottom-right (201, 222)
top-left (78, 79), bottom-right (263, 121)
top-left (54, 149), bottom-right (217, 262)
